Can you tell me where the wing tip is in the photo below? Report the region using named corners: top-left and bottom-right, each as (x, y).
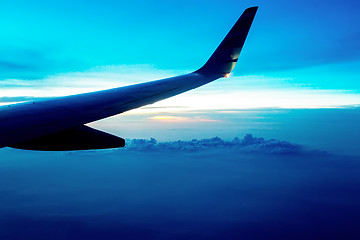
top-left (195, 6), bottom-right (258, 77)
top-left (248, 6), bottom-right (259, 9)
top-left (245, 6), bottom-right (259, 13)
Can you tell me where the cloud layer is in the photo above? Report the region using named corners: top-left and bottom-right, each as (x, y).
top-left (125, 134), bottom-right (325, 155)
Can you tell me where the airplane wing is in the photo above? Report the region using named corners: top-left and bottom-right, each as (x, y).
top-left (0, 7), bottom-right (258, 151)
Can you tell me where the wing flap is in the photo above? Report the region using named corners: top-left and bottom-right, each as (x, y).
top-left (10, 125), bottom-right (125, 151)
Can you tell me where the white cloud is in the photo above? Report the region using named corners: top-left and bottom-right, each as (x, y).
top-left (1, 65), bottom-right (360, 109)
top-left (0, 64), bottom-right (183, 98)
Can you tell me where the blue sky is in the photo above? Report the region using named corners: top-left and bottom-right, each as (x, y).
top-left (0, 0), bottom-right (359, 92)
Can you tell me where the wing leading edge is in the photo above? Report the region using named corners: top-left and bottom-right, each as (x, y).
top-left (0, 7), bottom-right (258, 150)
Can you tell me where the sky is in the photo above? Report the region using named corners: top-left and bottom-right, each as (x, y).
top-left (0, 0), bottom-right (360, 104)
top-left (1, 1), bottom-right (360, 239)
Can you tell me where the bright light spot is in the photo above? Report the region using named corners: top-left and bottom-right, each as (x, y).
top-left (150, 116), bottom-right (188, 121)
top-left (224, 73), bottom-right (231, 78)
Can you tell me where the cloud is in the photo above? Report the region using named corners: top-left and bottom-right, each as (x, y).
top-left (0, 96), bottom-right (49, 103)
top-left (0, 60), bottom-right (33, 71)
top-left (0, 64), bottom-right (180, 98)
top-left (0, 48), bottom-right (61, 80)
top-left (149, 115), bottom-right (218, 122)
top-left (124, 134), bottom-right (326, 155)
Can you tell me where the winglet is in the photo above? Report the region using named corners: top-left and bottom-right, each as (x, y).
top-left (195, 7), bottom-right (258, 77)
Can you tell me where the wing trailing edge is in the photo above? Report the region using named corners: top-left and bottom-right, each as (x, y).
top-left (10, 125), bottom-right (125, 151)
